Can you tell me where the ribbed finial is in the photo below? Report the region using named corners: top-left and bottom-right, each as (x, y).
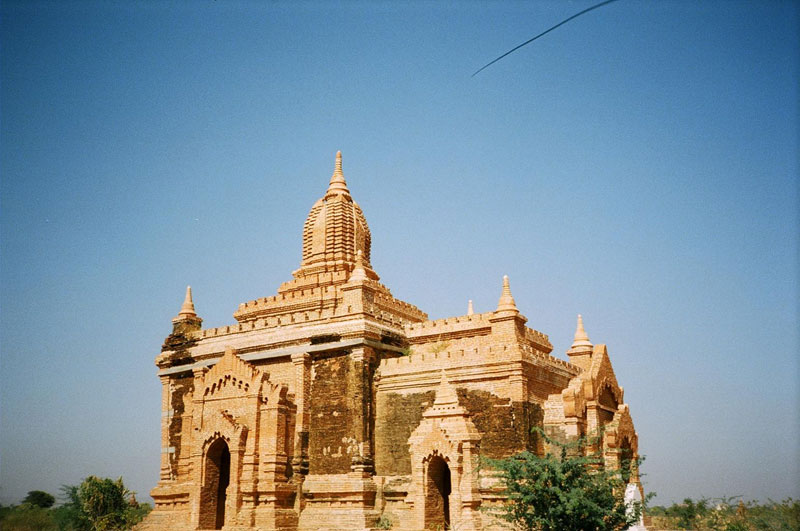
top-left (570, 314), bottom-right (593, 351)
top-left (327, 150), bottom-right (350, 195)
top-left (467, 299), bottom-right (474, 315)
top-left (177, 285), bottom-right (197, 317)
top-left (496, 275), bottom-right (519, 313)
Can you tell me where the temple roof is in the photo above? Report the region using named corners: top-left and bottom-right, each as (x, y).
top-left (295, 151), bottom-right (377, 280)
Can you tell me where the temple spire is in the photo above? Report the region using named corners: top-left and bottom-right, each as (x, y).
top-left (177, 285), bottom-right (197, 318)
top-left (327, 150), bottom-right (350, 195)
top-left (467, 299), bottom-right (474, 315)
top-left (495, 275), bottom-right (519, 314)
top-left (570, 314), bottom-right (593, 351)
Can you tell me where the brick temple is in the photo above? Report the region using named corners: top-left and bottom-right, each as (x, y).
top-left (137, 152), bottom-right (641, 530)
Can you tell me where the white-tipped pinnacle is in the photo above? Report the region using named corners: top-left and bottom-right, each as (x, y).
top-left (327, 150), bottom-right (350, 195)
top-left (177, 285), bottom-right (197, 317)
top-left (496, 275), bottom-right (518, 313)
top-left (467, 299), bottom-right (474, 315)
top-left (570, 314), bottom-right (593, 350)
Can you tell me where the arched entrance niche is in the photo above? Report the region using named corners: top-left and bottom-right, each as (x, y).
top-left (407, 371), bottom-right (483, 530)
top-left (424, 454), bottom-right (452, 528)
top-left (200, 438), bottom-right (231, 529)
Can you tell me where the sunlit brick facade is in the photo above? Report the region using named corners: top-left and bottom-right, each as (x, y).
top-left (136, 152), bottom-right (641, 531)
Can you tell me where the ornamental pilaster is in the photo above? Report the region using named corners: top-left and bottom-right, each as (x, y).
top-left (349, 346), bottom-right (376, 475)
top-left (159, 375), bottom-right (172, 481)
top-left (291, 352), bottom-right (311, 475)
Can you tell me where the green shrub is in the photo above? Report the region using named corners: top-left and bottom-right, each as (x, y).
top-left (484, 428), bottom-right (645, 531)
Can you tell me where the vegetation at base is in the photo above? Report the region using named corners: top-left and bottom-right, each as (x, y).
top-left (0, 477), bottom-right (151, 531)
top-left (483, 427), bottom-right (647, 531)
top-left (375, 512), bottom-right (394, 529)
top-left (648, 497), bottom-right (799, 530)
top-left (0, 503), bottom-right (59, 531)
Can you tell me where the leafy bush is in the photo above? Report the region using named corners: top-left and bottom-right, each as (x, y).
top-left (78, 476), bottom-right (129, 530)
top-left (484, 428), bottom-right (645, 531)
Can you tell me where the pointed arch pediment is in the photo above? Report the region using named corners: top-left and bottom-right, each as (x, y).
top-left (584, 344), bottom-right (623, 404)
top-left (552, 344), bottom-right (625, 420)
top-left (202, 347), bottom-right (267, 400)
top-left (413, 428), bottom-right (458, 465)
top-left (409, 414), bottom-right (482, 462)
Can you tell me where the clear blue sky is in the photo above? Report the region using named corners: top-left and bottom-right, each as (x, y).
top-left (1, 0), bottom-right (797, 507)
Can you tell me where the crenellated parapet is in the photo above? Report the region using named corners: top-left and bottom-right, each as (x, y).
top-left (234, 272), bottom-right (428, 326)
top-left (405, 312), bottom-right (494, 342)
top-left (520, 343), bottom-right (578, 373)
top-left (369, 289), bottom-right (427, 323)
top-left (380, 344), bottom-right (515, 377)
top-left (523, 328), bottom-right (553, 353)
top-left (405, 313), bottom-right (552, 347)
top-left (403, 310), bottom-right (555, 360)
top-left (379, 341), bottom-right (576, 379)
top-left (278, 271), bottom-right (350, 293)
top-left (233, 283), bottom-right (341, 322)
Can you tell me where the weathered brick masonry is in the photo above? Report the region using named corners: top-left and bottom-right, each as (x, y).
top-left (136, 152), bottom-right (642, 531)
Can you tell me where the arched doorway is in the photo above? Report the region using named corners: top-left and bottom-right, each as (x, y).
top-left (424, 455), bottom-right (452, 528)
top-left (200, 438), bottom-right (231, 529)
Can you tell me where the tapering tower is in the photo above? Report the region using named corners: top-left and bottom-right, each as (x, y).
top-left (233, 151), bottom-right (424, 324)
top-left (295, 151), bottom-right (378, 282)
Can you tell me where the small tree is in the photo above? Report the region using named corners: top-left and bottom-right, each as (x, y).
top-left (78, 476), bottom-right (129, 530)
top-left (52, 476), bottom-right (150, 531)
top-left (486, 429), bottom-right (644, 531)
top-left (22, 490), bottom-right (56, 509)
top-left (52, 483), bottom-right (91, 530)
